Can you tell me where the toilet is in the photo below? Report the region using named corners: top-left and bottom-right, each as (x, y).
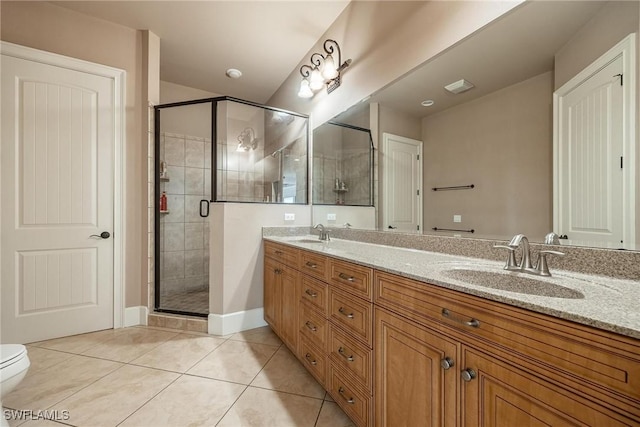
top-left (0, 345), bottom-right (30, 427)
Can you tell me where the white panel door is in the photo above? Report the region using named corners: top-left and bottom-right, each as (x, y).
top-left (1, 51), bottom-right (116, 343)
top-left (557, 56), bottom-right (624, 245)
top-left (382, 133), bottom-right (423, 232)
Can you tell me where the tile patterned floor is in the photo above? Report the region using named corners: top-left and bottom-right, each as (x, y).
top-left (160, 289), bottom-right (209, 315)
top-left (2, 326), bottom-right (355, 427)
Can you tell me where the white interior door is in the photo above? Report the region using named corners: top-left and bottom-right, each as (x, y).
top-left (382, 133), bottom-right (423, 232)
top-left (554, 34), bottom-right (636, 248)
top-left (1, 44), bottom-right (121, 343)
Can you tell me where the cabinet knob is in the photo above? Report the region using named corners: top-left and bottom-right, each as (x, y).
top-left (440, 357), bottom-right (455, 370)
top-left (461, 368), bottom-right (477, 382)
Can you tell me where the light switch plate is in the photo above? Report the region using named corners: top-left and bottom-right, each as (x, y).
top-left (453, 215), bottom-right (462, 223)
top-left (284, 213), bottom-right (295, 221)
top-left (327, 213), bottom-right (337, 221)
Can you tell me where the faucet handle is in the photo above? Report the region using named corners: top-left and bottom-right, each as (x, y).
top-left (535, 250), bottom-right (565, 276)
top-left (493, 245), bottom-right (518, 270)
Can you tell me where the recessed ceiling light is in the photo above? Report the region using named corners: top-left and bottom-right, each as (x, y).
top-left (226, 68), bottom-right (242, 79)
top-left (421, 99), bottom-right (435, 107)
top-left (444, 79), bottom-right (474, 94)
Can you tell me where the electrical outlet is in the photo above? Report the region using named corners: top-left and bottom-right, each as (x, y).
top-left (327, 213), bottom-right (337, 221)
top-left (284, 213), bottom-right (295, 221)
top-left (453, 215), bottom-right (462, 223)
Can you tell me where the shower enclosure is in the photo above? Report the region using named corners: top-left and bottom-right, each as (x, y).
top-left (154, 97), bottom-right (308, 316)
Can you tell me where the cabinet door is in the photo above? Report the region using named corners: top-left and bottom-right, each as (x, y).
top-left (280, 267), bottom-right (298, 351)
top-left (375, 308), bottom-right (459, 427)
top-left (264, 257), bottom-right (281, 330)
top-left (461, 347), bottom-right (634, 426)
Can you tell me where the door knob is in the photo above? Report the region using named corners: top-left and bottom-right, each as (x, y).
top-left (90, 231), bottom-right (111, 239)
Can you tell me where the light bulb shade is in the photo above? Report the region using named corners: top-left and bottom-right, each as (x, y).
top-left (321, 55), bottom-right (338, 80)
top-left (309, 68), bottom-right (324, 91)
top-left (298, 79), bottom-right (314, 98)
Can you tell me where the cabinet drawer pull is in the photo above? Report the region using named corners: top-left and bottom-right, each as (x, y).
top-left (461, 368), bottom-right (477, 382)
top-left (274, 250), bottom-right (283, 255)
top-left (305, 261), bottom-right (318, 269)
top-left (441, 308), bottom-right (480, 328)
top-left (338, 387), bottom-right (355, 404)
top-left (338, 307), bottom-right (355, 319)
top-left (304, 289), bottom-right (317, 298)
top-left (338, 346), bottom-right (354, 362)
top-left (274, 268), bottom-right (282, 275)
top-left (304, 353), bottom-right (318, 366)
top-left (338, 272), bottom-right (355, 282)
top-left (305, 321), bottom-right (317, 332)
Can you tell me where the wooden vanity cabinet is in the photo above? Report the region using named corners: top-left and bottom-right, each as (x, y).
top-left (375, 307), bottom-right (459, 427)
top-left (263, 242), bottom-right (299, 352)
top-left (461, 346), bottom-right (635, 426)
top-left (264, 240), bottom-right (640, 427)
top-left (374, 270), bottom-right (640, 426)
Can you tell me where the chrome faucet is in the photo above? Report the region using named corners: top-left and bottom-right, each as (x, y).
top-left (494, 233), bottom-right (564, 276)
top-left (313, 223), bottom-right (331, 241)
top-left (509, 234), bottom-right (534, 271)
top-left (544, 232), bottom-right (561, 245)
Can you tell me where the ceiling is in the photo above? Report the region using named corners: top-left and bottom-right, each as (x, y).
top-left (370, 1), bottom-right (607, 118)
top-left (53, 1), bottom-right (350, 103)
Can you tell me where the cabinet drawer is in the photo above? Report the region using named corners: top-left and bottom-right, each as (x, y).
top-left (299, 303), bottom-right (328, 350)
top-left (374, 270), bottom-right (640, 410)
top-left (299, 251), bottom-right (329, 281)
top-left (299, 337), bottom-right (326, 387)
top-left (299, 275), bottom-right (328, 315)
top-left (264, 241), bottom-right (298, 268)
top-left (329, 288), bottom-right (373, 346)
top-left (328, 363), bottom-right (371, 427)
top-left (328, 324), bottom-right (373, 393)
top-left (329, 259), bottom-right (373, 301)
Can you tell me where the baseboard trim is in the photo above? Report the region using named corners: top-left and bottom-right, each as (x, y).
top-left (208, 308), bottom-right (267, 336)
top-left (124, 306), bottom-right (149, 327)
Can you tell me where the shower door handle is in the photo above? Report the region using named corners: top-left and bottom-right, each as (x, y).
top-left (200, 200), bottom-right (210, 218)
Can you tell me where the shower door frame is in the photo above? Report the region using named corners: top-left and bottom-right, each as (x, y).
top-left (153, 96), bottom-right (309, 317)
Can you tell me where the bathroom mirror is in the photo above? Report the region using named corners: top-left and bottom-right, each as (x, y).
top-left (312, 121), bottom-right (374, 207)
top-left (312, 0), bottom-right (639, 250)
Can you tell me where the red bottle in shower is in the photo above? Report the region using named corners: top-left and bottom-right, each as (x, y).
top-left (160, 191), bottom-right (167, 212)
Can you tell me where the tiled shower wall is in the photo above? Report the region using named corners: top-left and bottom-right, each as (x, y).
top-left (158, 132), bottom-right (211, 296)
top-left (313, 153), bottom-right (341, 204)
top-left (216, 142), bottom-right (266, 202)
top-left (313, 152), bottom-right (370, 205)
top-left (343, 151), bottom-right (371, 205)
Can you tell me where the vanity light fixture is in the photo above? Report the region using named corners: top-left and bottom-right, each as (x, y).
top-left (237, 127), bottom-right (259, 151)
top-left (298, 39), bottom-right (352, 98)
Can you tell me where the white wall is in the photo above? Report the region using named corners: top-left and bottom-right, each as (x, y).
top-left (209, 203), bottom-right (312, 315)
top-left (312, 206), bottom-right (375, 230)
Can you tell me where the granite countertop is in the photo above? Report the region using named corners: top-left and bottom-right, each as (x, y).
top-left (264, 235), bottom-right (640, 340)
